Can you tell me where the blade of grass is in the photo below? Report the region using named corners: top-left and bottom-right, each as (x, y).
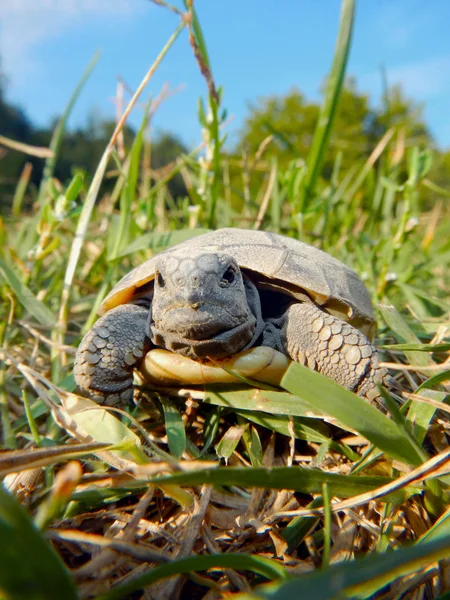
top-left (204, 385), bottom-right (327, 420)
top-left (242, 423), bottom-right (264, 467)
top-left (250, 535), bottom-right (450, 600)
top-left (94, 552), bottom-right (287, 600)
top-left (36, 52), bottom-right (100, 208)
top-left (0, 258), bottom-right (55, 327)
top-left (282, 497), bottom-right (323, 553)
top-left (55, 22), bottom-right (186, 380)
top-left (379, 304), bottom-right (438, 444)
top-left (0, 487), bottom-right (78, 600)
top-left (321, 483), bottom-right (331, 568)
top-left (0, 442), bottom-right (111, 477)
top-left (299, 0), bottom-right (355, 209)
top-left (0, 135), bottom-right (53, 159)
top-left (12, 162), bottom-right (33, 216)
top-left (216, 423), bottom-right (248, 459)
top-left (150, 465), bottom-right (415, 503)
top-left (160, 397), bottom-right (187, 459)
top-left (417, 370), bottom-right (450, 392)
top-left (109, 100), bottom-right (150, 261)
top-left (380, 342), bottom-right (450, 352)
top-left (281, 362), bottom-right (425, 466)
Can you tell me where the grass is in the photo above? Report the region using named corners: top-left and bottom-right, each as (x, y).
top-left (1, 0), bottom-right (450, 598)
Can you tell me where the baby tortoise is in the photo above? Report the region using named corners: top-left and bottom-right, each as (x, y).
top-left (74, 228), bottom-right (393, 407)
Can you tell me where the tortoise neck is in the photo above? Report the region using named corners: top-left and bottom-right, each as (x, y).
top-left (241, 274), bottom-right (265, 351)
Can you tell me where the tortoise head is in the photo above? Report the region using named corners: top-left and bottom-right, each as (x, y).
top-left (150, 250), bottom-right (257, 359)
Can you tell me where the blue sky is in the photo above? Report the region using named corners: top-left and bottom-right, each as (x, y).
top-left (2, 0), bottom-right (450, 149)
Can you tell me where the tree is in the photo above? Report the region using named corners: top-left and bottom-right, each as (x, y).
top-left (376, 84), bottom-right (430, 147)
top-left (0, 70), bottom-right (34, 203)
top-left (0, 90), bottom-right (189, 209)
top-left (237, 87), bottom-right (319, 168)
top-left (236, 79), bottom-right (433, 179)
top-left (150, 132), bottom-right (188, 199)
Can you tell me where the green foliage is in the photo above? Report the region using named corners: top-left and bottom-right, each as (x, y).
top-left (0, 487), bottom-right (78, 600)
top-left (281, 363), bottom-right (426, 467)
top-left (0, 101), bottom-right (189, 211)
top-left (238, 81), bottom-right (432, 174)
top-left (151, 466), bottom-right (417, 503)
top-left (241, 536), bottom-right (450, 599)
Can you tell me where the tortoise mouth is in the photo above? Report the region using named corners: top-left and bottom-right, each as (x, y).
top-left (153, 304), bottom-right (248, 341)
top-left (150, 317), bottom-right (257, 359)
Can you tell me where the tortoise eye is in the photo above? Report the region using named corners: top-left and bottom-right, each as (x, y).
top-left (157, 272), bottom-right (165, 288)
top-left (221, 267), bottom-right (236, 286)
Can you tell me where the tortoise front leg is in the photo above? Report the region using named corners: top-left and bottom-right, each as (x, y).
top-left (74, 304), bottom-right (151, 406)
top-left (282, 302), bottom-right (392, 406)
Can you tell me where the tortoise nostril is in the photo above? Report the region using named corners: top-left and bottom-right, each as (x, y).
top-left (221, 267), bottom-right (236, 286)
top-left (157, 272), bottom-right (165, 288)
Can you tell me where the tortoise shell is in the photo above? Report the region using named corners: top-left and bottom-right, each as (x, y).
top-left (100, 228), bottom-right (376, 339)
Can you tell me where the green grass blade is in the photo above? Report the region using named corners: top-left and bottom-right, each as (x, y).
top-left (379, 304), bottom-right (438, 443)
top-left (245, 425), bottom-right (264, 466)
top-left (378, 304), bottom-right (434, 367)
top-left (0, 258), bottom-right (55, 327)
top-left (282, 497), bottom-right (323, 552)
top-left (64, 171), bottom-right (85, 203)
top-left (150, 466), bottom-right (415, 503)
top-left (281, 362), bottom-right (425, 466)
top-left (380, 342), bottom-right (450, 352)
top-left (0, 487), bottom-right (78, 600)
top-left (160, 398), bottom-right (186, 459)
top-left (109, 103), bottom-right (149, 261)
top-left (300, 0), bottom-right (355, 208)
top-left (321, 483), bottom-right (331, 568)
top-left (417, 370), bottom-right (450, 391)
top-left (236, 411), bottom-right (331, 444)
top-left (36, 52), bottom-right (100, 207)
top-left (254, 535), bottom-right (450, 600)
top-left (216, 423), bottom-right (247, 459)
top-left (184, 0), bottom-right (212, 70)
top-left (204, 385), bottom-right (324, 418)
top-left (418, 509), bottom-right (450, 544)
top-left (11, 162), bottom-right (32, 216)
top-left (94, 552), bottom-right (287, 600)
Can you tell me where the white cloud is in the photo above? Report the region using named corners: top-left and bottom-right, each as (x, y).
top-left (0, 0), bottom-right (140, 19)
top-left (385, 55), bottom-right (450, 98)
top-left (0, 0), bottom-right (145, 85)
top-left (360, 55), bottom-right (450, 101)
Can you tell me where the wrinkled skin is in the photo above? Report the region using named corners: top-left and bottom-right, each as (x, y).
top-left (74, 250), bottom-right (392, 407)
top-left (151, 252), bottom-right (262, 359)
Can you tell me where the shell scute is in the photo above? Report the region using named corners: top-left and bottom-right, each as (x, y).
top-left (99, 228), bottom-right (375, 338)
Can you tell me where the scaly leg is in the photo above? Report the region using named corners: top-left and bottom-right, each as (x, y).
top-left (282, 302), bottom-right (393, 406)
top-left (74, 304), bottom-right (151, 406)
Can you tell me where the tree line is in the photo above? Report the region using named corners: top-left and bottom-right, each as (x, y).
top-left (1, 72), bottom-right (449, 211)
